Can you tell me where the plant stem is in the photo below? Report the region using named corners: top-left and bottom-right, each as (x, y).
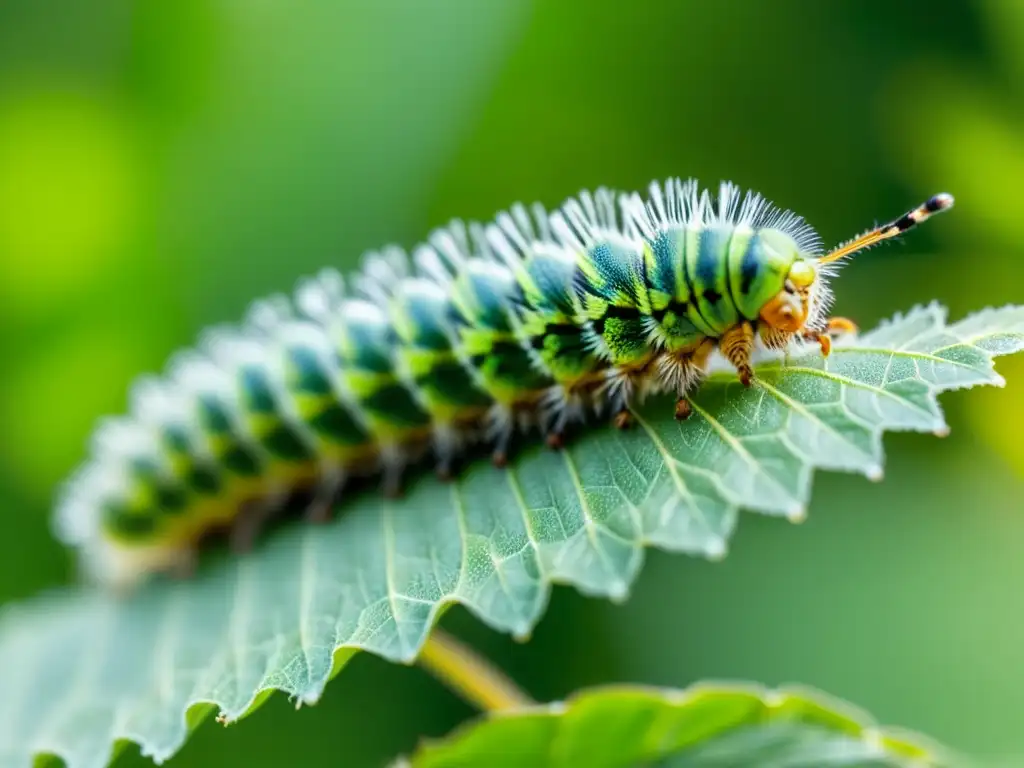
top-left (417, 628), bottom-right (534, 712)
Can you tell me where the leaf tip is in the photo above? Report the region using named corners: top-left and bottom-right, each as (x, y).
top-left (607, 580), bottom-right (630, 603)
top-left (786, 505), bottom-right (807, 524)
top-left (513, 627), bottom-right (533, 643)
top-left (933, 425), bottom-right (951, 438)
top-left (705, 539), bottom-right (728, 561)
top-left (866, 465), bottom-right (884, 482)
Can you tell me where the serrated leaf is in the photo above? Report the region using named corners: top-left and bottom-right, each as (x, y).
top-left (0, 304), bottom-right (1020, 768)
top-left (399, 683), bottom-right (961, 768)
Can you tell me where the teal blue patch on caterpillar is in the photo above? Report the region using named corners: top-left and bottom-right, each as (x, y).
top-left (523, 254), bottom-right (576, 316)
top-left (729, 228), bottom-right (800, 320)
top-left (160, 424), bottom-right (192, 454)
top-left (688, 226), bottom-right (740, 335)
top-left (645, 228), bottom-right (684, 309)
top-left (643, 231), bottom-right (704, 352)
top-left (387, 280), bottom-right (492, 417)
top-left (193, 394), bottom-right (264, 477)
top-left (680, 226), bottom-right (719, 337)
top-left (240, 366), bottom-right (278, 415)
top-left (580, 241), bottom-right (648, 310)
top-left (451, 261), bottom-right (522, 333)
top-left (340, 312), bottom-right (396, 374)
top-left (237, 365), bottom-right (314, 462)
top-left (281, 343), bottom-right (371, 449)
top-left (128, 457), bottom-right (188, 514)
top-left (334, 299), bottom-right (431, 438)
top-left (286, 346), bottom-right (334, 396)
top-left (196, 394), bottom-right (234, 435)
top-left (450, 260), bottom-right (552, 405)
top-left (159, 425), bottom-right (223, 495)
top-left (394, 284), bottom-right (457, 350)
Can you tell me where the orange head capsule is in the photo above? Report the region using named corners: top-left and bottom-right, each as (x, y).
top-left (758, 260), bottom-right (816, 332)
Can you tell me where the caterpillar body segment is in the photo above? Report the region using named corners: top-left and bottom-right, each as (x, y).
top-left (52, 178), bottom-right (954, 590)
top-left (486, 202), bottom-right (606, 436)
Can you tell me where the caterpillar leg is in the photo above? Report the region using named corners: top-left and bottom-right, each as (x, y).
top-left (435, 442), bottom-right (476, 481)
top-left (604, 357), bottom-right (662, 431)
top-left (613, 408), bottom-right (633, 430)
top-left (366, 441), bottom-right (407, 498)
top-left (759, 326), bottom-right (794, 351)
top-left (802, 330), bottom-right (831, 357)
top-left (492, 426), bottom-right (513, 468)
top-left (432, 425), bottom-right (463, 482)
top-left (539, 384), bottom-right (586, 438)
top-left (658, 338), bottom-right (715, 396)
top-left (539, 398), bottom-right (567, 450)
top-left (826, 316), bottom-right (858, 336)
top-left (489, 409), bottom-right (514, 469)
top-left (720, 321), bottom-right (755, 387)
top-left (304, 468), bottom-right (345, 524)
top-left (545, 431), bottom-right (565, 450)
top-left (230, 493), bottom-right (285, 554)
top-left (674, 397), bottom-right (692, 421)
top-left (800, 317), bottom-right (858, 358)
top-left (382, 475), bottom-right (404, 498)
top-left (168, 547), bottom-right (199, 580)
top-left (435, 460), bottom-right (454, 483)
top-left (381, 464), bottom-right (405, 499)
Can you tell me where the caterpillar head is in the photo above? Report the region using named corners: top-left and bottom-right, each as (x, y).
top-left (757, 257), bottom-right (818, 333)
top-left (757, 192), bottom-right (955, 338)
top-left (732, 227), bottom-right (824, 334)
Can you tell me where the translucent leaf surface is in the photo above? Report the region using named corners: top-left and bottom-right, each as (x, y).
top-left (400, 683), bottom-right (960, 768)
top-left (0, 304), bottom-right (1020, 768)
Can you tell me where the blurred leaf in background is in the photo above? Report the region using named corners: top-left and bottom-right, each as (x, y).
top-left (0, 0), bottom-right (1020, 766)
top-left (882, 0), bottom-right (1024, 477)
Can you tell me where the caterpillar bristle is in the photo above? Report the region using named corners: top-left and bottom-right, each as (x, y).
top-left (53, 176), bottom-right (955, 590)
top-left (353, 245), bottom-right (408, 305)
top-left (295, 268), bottom-right (346, 323)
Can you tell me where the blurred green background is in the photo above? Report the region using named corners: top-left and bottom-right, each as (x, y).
top-left (1, 0), bottom-right (1022, 765)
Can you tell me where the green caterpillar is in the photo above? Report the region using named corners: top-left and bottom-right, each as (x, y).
top-left (53, 178), bottom-right (954, 589)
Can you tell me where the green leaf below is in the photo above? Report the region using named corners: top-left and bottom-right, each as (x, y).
top-left (398, 683), bottom-right (960, 768)
top-left (0, 304), bottom-right (1020, 768)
